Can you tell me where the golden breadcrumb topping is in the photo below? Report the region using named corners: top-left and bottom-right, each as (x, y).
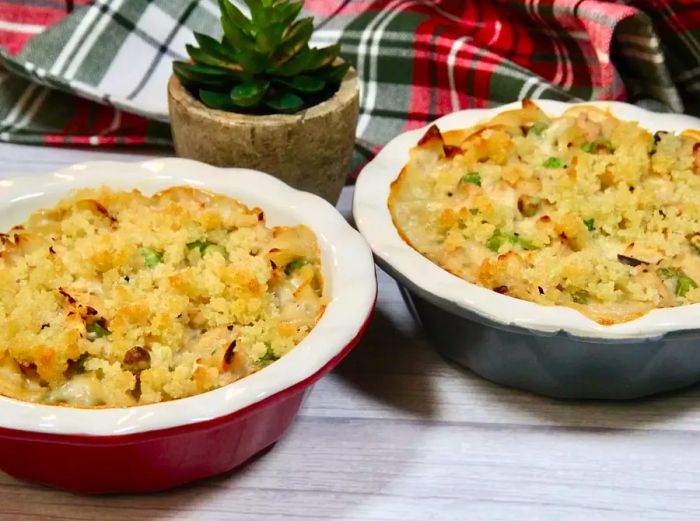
top-left (390, 100), bottom-right (700, 324)
top-left (0, 186), bottom-right (325, 407)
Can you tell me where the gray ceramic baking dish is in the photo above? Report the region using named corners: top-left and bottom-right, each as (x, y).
top-left (353, 100), bottom-right (700, 400)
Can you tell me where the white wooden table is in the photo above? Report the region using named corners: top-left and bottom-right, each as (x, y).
top-left (2, 144), bottom-right (700, 521)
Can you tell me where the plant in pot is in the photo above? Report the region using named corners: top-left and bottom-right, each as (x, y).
top-left (168, 0), bottom-right (359, 204)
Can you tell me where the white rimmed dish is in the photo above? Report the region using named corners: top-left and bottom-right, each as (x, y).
top-left (0, 158), bottom-right (377, 493)
top-left (354, 100), bottom-right (700, 399)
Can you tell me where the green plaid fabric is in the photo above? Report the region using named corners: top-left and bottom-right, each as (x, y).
top-left (0, 0), bottom-right (699, 169)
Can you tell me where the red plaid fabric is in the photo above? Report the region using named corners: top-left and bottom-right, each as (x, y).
top-left (0, 0), bottom-right (698, 168)
top-left (0, 1), bottom-right (84, 55)
top-left (0, 0), bottom-right (160, 147)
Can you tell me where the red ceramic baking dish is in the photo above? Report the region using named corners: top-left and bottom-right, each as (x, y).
top-left (0, 159), bottom-right (377, 493)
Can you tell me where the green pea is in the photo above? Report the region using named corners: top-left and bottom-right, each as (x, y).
top-left (187, 239), bottom-right (213, 254)
top-left (677, 274), bottom-right (698, 297)
top-left (285, 258), bottom-right (308, 276)
top-left (486, 230), bottom-right (537, 252)
top-left (529, 122), bottom-right (548, 136)
top-left (572, 290), bottom-right (591, 304)
top-left (87, 321), bottom-right (110, 339)
top-left (460, 172), bottom-right (481, 186)
top-left (542, 157), bottom-right (565, 168)
top-left (258, 347), bottom-right (280, 368)
top-left (140, 247), bottom-right (163, 268)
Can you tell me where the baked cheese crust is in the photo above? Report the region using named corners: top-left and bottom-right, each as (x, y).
top-left (0, 186), bottom-right (325, 407)
top-left (390, 100), bottom-right (700, 325)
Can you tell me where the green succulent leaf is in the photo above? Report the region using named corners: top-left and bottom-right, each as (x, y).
top-left (255, 22), bottom-right (285, 54)
top-left (275, 17), bottom-right (314, 64)
top-left (244, 0), bottom-right (267, 28)
top-left (193, 32), bottom-right (238, 62)
top-left (173, 61), bottom-right (233, 86)
top-left (230, 79), bottom-right (270, 107)
top-left (218, 0), bottom-right (253, 35)
top-left (179, 0), bottom-right (343, 114)
top-left (180, 51), bottom-right (249, 81)
top-left (234, 48), bottom-right (268, 74)
top-left (276, 75), bottom-right (326, 94)
top-left (270, 48), bottom-right (312, 76)
top-left (274, 1), bottom-right (303, 26)
top-left (282, 17), bottom-right (314, 44)
top-left (173, 70), bottom-right (197, 90)
top-left (314, 62), bottom-right (351, 83)
top-left (304, 44), bottom-right (341, 71)
top-left (265, 90), bottom-right (304, 113)
top-left (200, 89), bottom-right (237, 110)
top-left (221, 11), bottom-right (257, 52)
top-left (186, 44), bottom-right (234, 68)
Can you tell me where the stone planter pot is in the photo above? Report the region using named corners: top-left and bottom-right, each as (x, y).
top-left (167, 68), bottom-right (359, 204)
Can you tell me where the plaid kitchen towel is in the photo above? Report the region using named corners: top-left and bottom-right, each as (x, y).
top-left (0, 0), bottom-right (699, 167)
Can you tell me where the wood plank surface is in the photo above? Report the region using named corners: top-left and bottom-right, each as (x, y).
top-left (1, 144), bottom-right (699, 521)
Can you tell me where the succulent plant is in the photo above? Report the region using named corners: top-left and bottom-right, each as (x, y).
top-left (173, 0), bottom-right (350, 114)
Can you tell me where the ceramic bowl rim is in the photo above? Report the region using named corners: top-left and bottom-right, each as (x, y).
top-left (0, 158), bottom-right (377, 436)
top-left (353, 99), bottom-right (700, 341)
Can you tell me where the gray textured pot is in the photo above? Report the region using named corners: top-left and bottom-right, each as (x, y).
top-left (397, 284), bottom-right (700, 400)
top-left (167, 69), bottom-right (359, 204)
top-left (353, 98), bottom-right (700, 401)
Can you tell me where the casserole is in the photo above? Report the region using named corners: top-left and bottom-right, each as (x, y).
top-left (388, 100), bottom-right (700, 325)
top-left (0, 159), bottom-right (376, 492)
top-left (0, 186), bottom-right (327, 407)
top-left (354, 100), bottom-right (700, 399)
